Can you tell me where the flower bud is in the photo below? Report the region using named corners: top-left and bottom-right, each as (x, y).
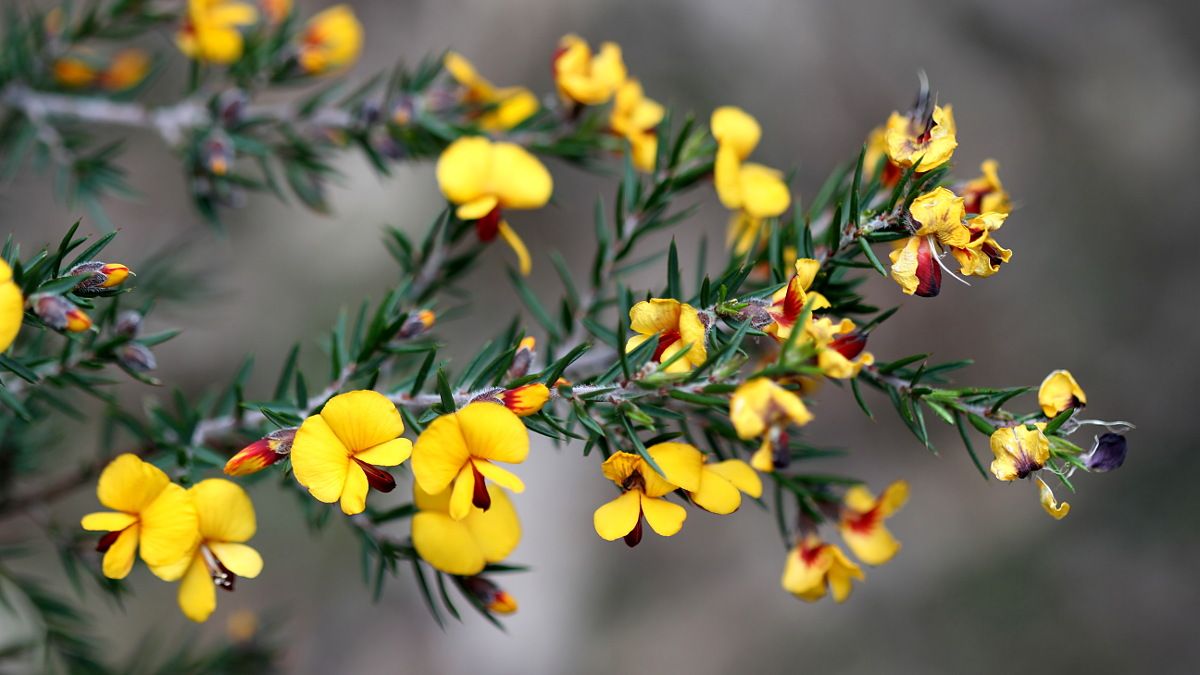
top-left (203, 132), bottom-right (234, 176)
top-left (31, 294), bottom-right (91, 332)
top-left (117, 342), bottom-right (157, 373)
top-left (507, 337), bottom-right (536, 380)
top-left (224, 428), bottom-right (296, 476)
top-left (499, 383), bottom-right (550, 417)
top-left (397, 309), bottom-right (435, 339)
top-left (216, 89), bottom-right (249, 125)
top-left (69, 261), bottom-right (132, 296)
top-left (1084, 433), bottom-right (1127, 473)
top-left (114, 310), bottom-right (143, 338)
top-left (828, 330), bottom-right (867, 360)
top-left (460, 576), bottom-right (517, 615)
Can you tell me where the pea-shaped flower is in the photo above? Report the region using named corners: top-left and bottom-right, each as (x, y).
top-left (1038, 370), bottom-right (1086, 418)
top-left (411, 402), bottom-right (530, 521)
top-left (290, 390), bottom-right (413, 515)
top-left (625, 298), bottom-right (708, 373)
top-left (782, 535), bottom-right (864, 603)
top-left (411, 481), bottom-right (520, 576)
top-left (297, 5), bottom-right (363, 75)
top-left (837, 481), bottom-right (908, 566)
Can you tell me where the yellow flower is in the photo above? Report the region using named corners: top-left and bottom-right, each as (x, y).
top-left (624, 299), bottom-right (708, 373)
top-left (962, 160), bottom-right (1011, 215)
top-left (53, 53), bottom-right (99, 88)
top-left (150, 479), bottom-right (263, 623)
top-left (864, 126), bottom-right (902, 186)
top-left (610, 79), bottom-right (664, 172)
top-left (411, 481), bottom-right (520, 575)
top-left (838, 481), bottom-right (908, 565)
top-left (290, 390), bottom-right (413, 515)
top-left (80, 454), bottom-right (199, 579)
top-left (177, 0), bottom-right (259, 64)
top-left (989, 424), bottom-right (1050, 481)
top-left (729, 378), bottom-right (813, 472)
top-left (443, 51), bottom-right (538, 131)
top-left (553, 34), bottom-right (626, 106)
top-left (764, 258), bottom-right (829, 342)
top-left (909, 187), bottom-right (971, 248)
top-left (1038, 369), bottom-right (1086, 418)
top-left (687, 455), bottom-right (763, 515)
top-left (782, 535), bottom-right (864, 603)
top-left (498, 383), bottom-right (551, 417)
top-left (804, 316), bottom-right (875, 379)
top-left (97, 50), bottom-right (150, 91)
top-left (727, 211), bottom-right (765, 256)
top-left (711, 106), bottom-right (791, 218)
top-left (297, 5), bottom-right (363, 75)
top-left (1036, 476), bottom-right (1070, 520)
top-left (951, 212), bottom-right (1011, 278)
top-left (435, 136), bottom-right (553, 275)
top-left (885, 104), bottom-right (957, 171)
top-left (592, 444), bottom-right (702, 546)
top-left (411, 402), bottom-right (529, 521)
top-left (0, 260), bottom-right (23, 352)
top-left (888, 235), bottom-right (941, 297)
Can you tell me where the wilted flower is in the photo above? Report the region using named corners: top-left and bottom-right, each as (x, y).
top-left (625, 299), bottom-right (708, 373)
top-left (1038, 370), bottom-right (1086, 418)
top-left (1036, 476), bottom-right (1070, 520)
top-left (961, 160), bottom-right (1011, 215)
top-left (989, 424), bottom-right (1049, 481)
top-left (290, 390), bottom-right (413, 515)
top-left (224, 427), bottom-right (295, 476)
top-left (81, 454), bottom-right (199, 579)
top-left (412, 402), bottom-right (530, 520)
top-left (884, 80), bottom-right (957, 172)
top-left (68, 261), bottom-right (132, 296)
top-left (31, 294), bottom-right (91, 332)
top-left (782, 535), bottom-right (864, 603)
top-left (553, 34), bottom-right (626, 106)
top-left (297, 5), bottom-right (364, 75)
top-left (1084, 433), bottom-right (1128, 473)
top-left (411, 481), bottom-right (520, 575)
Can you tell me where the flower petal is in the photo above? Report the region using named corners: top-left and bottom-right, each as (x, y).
top-left (101, 524), bottom-right (140, 580)
top-left (96, 453), bottom-right (169, 514)
top-left (339, 463), bottom-right (369, 515)
top-left (190, 478), bottom-right (256, 543)
top-left (456, 195), bottom-right (499, 221)
top-left (81, 511), bottom-right (137, 532)
top-left (209, 542), bottom-right (263, 578)
top-left (139, 483), bottom-right (200, 568)
top-left (437, 136), bottom-right (491, 206)
top-left (177, 555), bottom-right (217, 623)
top-left (689, 469), bottom-right (742, 515)
top-left (639, 495), bottom-right (686, 536)
top-left (593, 490), bottom-right (641, 541)
top-left (0, 273), bottom-right (22, 353)
top-left (473, 460), bottom-right (525, 494)
top-left (449, 464), bottom-right (475, 521)
top-left (319, 390), bottom-right (405, 454)
top-left (354, 437), bottom-right (413, 467)
top-left (490, 143), bottom-right (553, 210)
top-left (497, 221), bottom-right (532, 276)
top-left (412, 512), bottom-right (485, 575)
top-left (291, 415), bottom-right (351, 503)
top-left (463, 486), bottom-right (520, 562)
top-left (456, 402), bottom-right (529, 464)
top-left (412, 411), bottom-right (471, 494)
top-left (645, 442), bottom-right (703, 494)
top-left (706, 459), bottom-right (763, 499)
top-left (628, 299), bottom-right (681, 336)
top-left (841, 523), bottom-right (901, 566)
top-left (711, 106), bottom-right (761, 160)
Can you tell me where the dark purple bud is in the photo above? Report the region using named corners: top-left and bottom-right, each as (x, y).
top-left (117, 343), bottom-right (156, 373)
top-left (114, 310), bottom-right (143, 337)
top-left (1085, 433), bottom-right (1128, 473)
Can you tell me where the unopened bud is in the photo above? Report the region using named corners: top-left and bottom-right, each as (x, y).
top-left (391, 98), bottom-right (414, 126)
top-left (216, 89), bottom-right (249, 125)
top-left (507, 337), bottom-right (536, 379)
top-left (32, 294), bottom-right (91, 332)
top-left (224, 428), bottom-right (296, 476)
top-left (499, 383), bottom-right (550, 417)
top-left (114, 310), bottom-right (143, 337)
top-left (461, 576), bottom-right (517, 615)
top-left (69, 261), bottom-right (132, 296)
top-left (117, 342), bottom-right (157, 373)
top-left (1085, 433), bottom-right (1128, 473)
top-left (203, 132), bottom-right (234, 176)
top-left (398, 309), bottom-right (435, 339)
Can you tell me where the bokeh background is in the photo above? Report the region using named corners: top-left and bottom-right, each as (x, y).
top-left (3, 0), bottom-right (1198, 672)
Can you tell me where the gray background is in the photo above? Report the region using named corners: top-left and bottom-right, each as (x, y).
top-left (1, 0), bottom-right (1197, 673)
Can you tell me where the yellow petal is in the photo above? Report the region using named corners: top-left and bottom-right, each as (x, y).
top-left (462, 486), bottom-right (521, 562)
top-left (139, 483), bottom-right (200, 568)
top-left (827, 545), bottom-right (865, 602)
top-left (490, 142), bottom-right (553, 210)
top-left (449, 464), bottom-right (475, 521)
top-left (290, 415), bottom-right (351, 503)
top-left (437, 136), bottom-right (492, 206)
top-left (474, 460), bottom-right (526, 494)
top-left (209, 542), bottom-right (263, 578)
top-left (457, 195), bottom-right (499, 220)
top-left (639, 494), bottom-right (686, 536)
top-left (354, 437), bottom-right (413, 467)
top-left (456, 401), bottom-right (529, 464)
top-left (713, 144), bottom-right (743, 209)
top-left (411, 411), bottom-right (471, 494)
top-left (677, 303), bottom-right (708, 366)
top-left (877, 480), bottom-right (909, 517)
top-left (1037, 477), bottom-right (1070, 520)
top-left (0, 271), bottom-right (23, 352)
top-left (101, 525), bottom-right (139, 580)
top-left (645, 442), bottom-right (703, 494)
top-left (1038, 370), bottom-right (1086, 418)
top-left (781, 545), bottom-right (829, 600)
top-left (412, 512), bottom-right (486, 575)
top-left (190, 478), bottom-right (256, 543)
top-left (593, 490), bottom-right (641, 541)
top-left (888, 236), bottom-right (921, 295)
top-left (497, 221), bottom-right (532, 276)
top-left (178, 555), bottom-right (217, 623)
top-left (793, 258), bottom-right (820, 290)
top-left (738, 163), bottom-right (791, 218)
top-left (339, 463), bottom-right (369, 515)
top-left (706, 459), bottom-right (763, 499)
top-left (147, 549), bottom-right (195, 582)
top-left (628, 298), bottom-right (681, 336)
top-left (841, 523), bottom-right (901, 566)
top-left (599, 452), bottom-right (643, 488)
top-left (81, 511), bottom-right (137, 532)
top-left (711, 106), bottom-right (761, 160)
top-left (319, 390), bottom-right (405, 453)
top-left (96, 453), bottom-right (170, 514)
top-left (689, 468), bottom-right (742, 515)
top-left (750, 442), bottom-right (774, 473)
top-left (909, 187), bottom-right (969, 248)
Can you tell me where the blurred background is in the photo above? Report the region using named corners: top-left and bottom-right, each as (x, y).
top-left (3, 0), bottom-right (1199, 672)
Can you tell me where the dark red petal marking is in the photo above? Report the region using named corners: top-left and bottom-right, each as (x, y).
top-left (353, 457), bottom-right (396, 493)
top-left (470, 461), bottom-right (491, 511)
top-left (829, 331), bottom-right (867, 359)
top-left (624, 511), bottom-right (644, 548)
top-left (96, 530), bottom-right (123, 553)
top-left (914, 238), bottom-right (942, 298)
top-left (475, 206), bottom-right (502, 242)
top-left (652, 329), bottom-right (681, 362)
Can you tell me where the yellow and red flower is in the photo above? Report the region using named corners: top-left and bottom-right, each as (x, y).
top-left (552, 34), bottom-right (626, 106)
top-left (497, 383), bottom-right (551, 417)
top-left (711, 106), bottom-right (791, 220)
top-left (224, 428), bottom-right (294, 476)
top-left (592, 444), bottom-right (700, 546)
top-left (781, 535), bottom-right (864, 603)
top-left (297, 5), bottom-right (363, 75)
top-left (885, 101), bottom-right (957, 171)
top-left (411, 481), bottom-right (520, 575)
top-left (838, 481), bottom-right (908, 565)
top-left (729, 378), bottom-right (814, 472)
top-left (989, 424), bottom-right (1050, 481)
top-left (961, 160), bottom-right (1011, 215)
top-left (764, 258), bottom-right (829, 342)
top-left (624, 299), bottom-right (708, 373)
top-left (176, 0), bottom-right (259, 64)
top-left (610, 79), bottom-right (664, 172)
top-left (444, 52), bottom-right (539, 131)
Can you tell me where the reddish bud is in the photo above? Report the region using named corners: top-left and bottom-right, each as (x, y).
top-left (461, 576), bottom-right (518, 615)
top-left (32, 294), bottom-right (92, 332)
top-left (224, 428), bottom-right (295, 476)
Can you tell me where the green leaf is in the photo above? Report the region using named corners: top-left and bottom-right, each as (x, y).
top-left (954, 412), bottom-right (989, 480)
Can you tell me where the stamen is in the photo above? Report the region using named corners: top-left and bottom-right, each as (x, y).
top-left (201, 546), bottom-right (237, 592)
top-left (928, 236), bottom-right (971, 287)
